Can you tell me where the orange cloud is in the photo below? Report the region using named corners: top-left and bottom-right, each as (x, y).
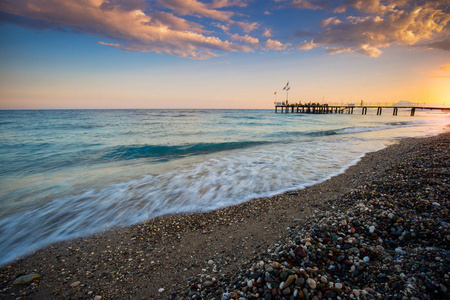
top-left (292, 0), bottom-right (450, 57)
top-left (0, 0), bottom-right (255, 59)
top-left (264, 39), bottom-right (289, 50)
top-left (230, 33), bottom-right (259, 45)
top-left (428, 65), bottom-right (450, 78)
top-left (157, 0), bottom-right (234, 22)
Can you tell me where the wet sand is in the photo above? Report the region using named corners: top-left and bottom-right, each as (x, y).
top-left (1, 131), bottom-right (448, 299)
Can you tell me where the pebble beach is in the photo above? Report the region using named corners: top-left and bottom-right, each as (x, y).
top-left (1, 131), bottom-right (449, 299)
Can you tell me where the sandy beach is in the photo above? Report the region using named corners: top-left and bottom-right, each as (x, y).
top-left (1, 131), bottom-right (448, 300)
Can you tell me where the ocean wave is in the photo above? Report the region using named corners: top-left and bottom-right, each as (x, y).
top-left (336, 126), bottom-right (392, 134)
top-left (275, 126), bottom-right (390, 138)
top-left (101, 141), bottom-right (268, 161)
top-left (0, 138), bottom-right (383, 266)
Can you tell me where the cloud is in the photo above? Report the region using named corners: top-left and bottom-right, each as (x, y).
top-left (292, 0), bottom-right (450, 57)
top-left (234, 21), bottom-right (259, 32)
top-left (426, 38), bottom-right (450, 51)
top-left (0, 0), bottom-right (255, 59)
top-left (296, 40), bottom-right (317, 50)
top-left (146, 11), bottom-right (207, 33)
top-left (289, 0), bottom-right (329, 10)
top-left (428, 64), bottom-right (450, 78)
top-left (156, 0), bottom-right (233, 22)
top-left (262, 28), bottom-right (272, 37)
top-left (264, 39), bottom-right (289, 50)
top-left (210, 0), bottom-right (248, 9)
top-left (2, 0), bottom-right (448, 59)
top-left (321, 17), bottom-right (341, 27)
top-left (230, 33), bottom-right (259, 44)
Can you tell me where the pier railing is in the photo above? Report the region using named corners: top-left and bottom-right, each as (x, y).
top-left (275, 104), bottom-right (450, 116)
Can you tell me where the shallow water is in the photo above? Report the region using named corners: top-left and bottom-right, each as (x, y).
top-left (0, 108), bottom-right (448, 265)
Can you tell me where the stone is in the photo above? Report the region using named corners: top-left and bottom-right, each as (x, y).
top-left (94, 296), bottom-right (102, 300)
top-left (306, 278), bottom-right (316, 289)
top-left (203, 281), bottom-right (213, 287)
top-left (272, 262), bottom-right (282, 269)
top-left (335, 282), bottom-right (343, 289)
top-left (284, 275), bottom-right (295, 288)
top-left (70, 281), bottom-right (81, 287)
top-left (158, 288), bottom-right (165, 293)
top-left (294, 246), bottom-right (307, 258)
top-left (13, 274), bottom-right (40, 285)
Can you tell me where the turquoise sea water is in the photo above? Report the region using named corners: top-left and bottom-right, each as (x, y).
top-left (0, 109), bottom-right (448, 265)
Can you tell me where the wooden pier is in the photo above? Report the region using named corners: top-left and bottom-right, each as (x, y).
top-left (275, 104), bottom-right (450, 116)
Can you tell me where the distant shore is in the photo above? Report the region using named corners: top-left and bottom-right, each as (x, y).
top-left (1, 130), bottom-right (449, 299)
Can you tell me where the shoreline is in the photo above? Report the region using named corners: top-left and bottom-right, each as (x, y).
top-left (1, 131), bottom-right (449, 299)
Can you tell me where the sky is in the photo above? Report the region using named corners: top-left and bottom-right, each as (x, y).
top-left (0, 0), bottom-right (449, 109)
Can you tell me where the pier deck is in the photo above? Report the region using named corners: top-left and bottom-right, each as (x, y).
top-left (275, 104), bottom-right (450, 116)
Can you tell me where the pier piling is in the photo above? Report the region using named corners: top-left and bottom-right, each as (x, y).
top-left (274, 104), bottom-right (449, 116)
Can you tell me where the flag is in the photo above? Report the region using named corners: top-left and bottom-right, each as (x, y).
top-left (286, 87), bottom-right (290, 91)
top-left (283, 81), bottom-right (289, 90)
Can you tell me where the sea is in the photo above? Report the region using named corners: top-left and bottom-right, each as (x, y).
top-left (0, 108), bottom-right (448, 266)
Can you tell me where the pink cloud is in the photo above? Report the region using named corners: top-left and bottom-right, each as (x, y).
top-left (262, 28), bottom-right (272, 37)
top-left (264, 39), bottom-right (289, 50)
top-left (0, 0), bottom-right (254, 59)
top-left (156, 0), bottom-right (233, 22)
top-left (292, 0), bottom-right (450, 57)
top-left (230, 33), bottom-right (259, 45)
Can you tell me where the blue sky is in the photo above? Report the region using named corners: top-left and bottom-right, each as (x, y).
top-left (0, 0), bottom-right (449, 109)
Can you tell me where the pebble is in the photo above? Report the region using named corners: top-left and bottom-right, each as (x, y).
top-left (306, 278), bottom-right (316, 289)
top-left (70, 281), bottom-right (81, 287)
top-left (12, 274), bottom-right (40, 285)
top-left (175, 135), bottom-right (450, 300)
top-left (3, 134), bottom-right (448, 300)
top-left (203, 280), bottom-right (213, 287)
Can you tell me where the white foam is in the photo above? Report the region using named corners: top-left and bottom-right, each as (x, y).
top-left (0, 138), bottom-right (384, 266)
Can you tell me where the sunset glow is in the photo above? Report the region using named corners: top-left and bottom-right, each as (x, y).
top-left (0, 0), bottom-right (449, 109)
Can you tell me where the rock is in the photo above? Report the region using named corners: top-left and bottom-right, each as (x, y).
top-left (70, 281), bottom-right (81, 287)
top-left (363, 256), bottom-right (370, 263)
top-left (272, 262), bottom-right (282, 269)
top-left (13, 274), bottom-right (40, 285)
top-left (294, 246), bottom-right (307, 258)
top-left (284, 275), bottom-right (295, 288)
top-left (203, 281), bottom-right (213, 287)
top-left (306, 278), bottom-right (316, 289)
top-left (158, 288), bottom-right (165, 293)
top-left (94, 296), bottom-right (102, 300)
